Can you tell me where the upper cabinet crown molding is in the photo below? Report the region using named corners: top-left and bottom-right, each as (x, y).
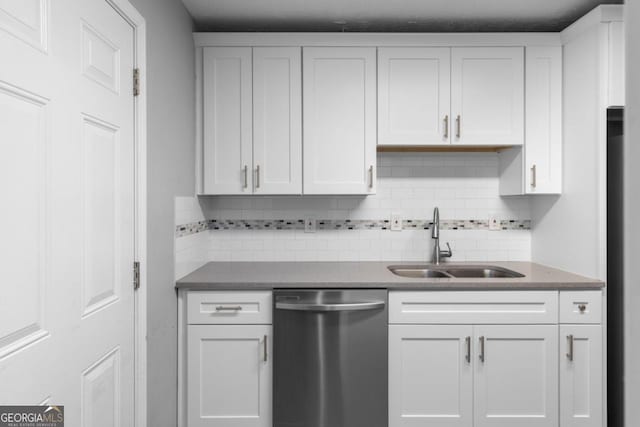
top-left (194, 33), bottom-right (562, 48)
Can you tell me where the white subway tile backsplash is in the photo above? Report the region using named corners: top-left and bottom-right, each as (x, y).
top-left (174, 153), bottom-right (532, 278)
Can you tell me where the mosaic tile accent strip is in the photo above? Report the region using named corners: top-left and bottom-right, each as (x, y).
top-left (176, 219), bottom-right (531, 237)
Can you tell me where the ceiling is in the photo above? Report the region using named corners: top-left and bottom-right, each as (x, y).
top-left (181, 0), bottom-right (623, 32)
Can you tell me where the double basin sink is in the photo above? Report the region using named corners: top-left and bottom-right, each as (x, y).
top-left (388, 264), bottom-right (525, 279)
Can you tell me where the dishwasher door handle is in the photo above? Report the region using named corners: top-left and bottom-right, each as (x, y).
top-left (275, 301), bottom-right (386, 312)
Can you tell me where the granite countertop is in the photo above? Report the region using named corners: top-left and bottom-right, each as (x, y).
top-left (176, 261), bottom-right (604, 290)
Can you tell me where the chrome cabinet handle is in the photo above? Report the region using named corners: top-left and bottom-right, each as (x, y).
top-left (531, 164), bottom-right (537, 188)
top-left (444, 115), bottom-right (449, 139)
top-left (578, 304), bottom-right (587, 313)
top-left (479, 336), bottom-right (485, 362)
top-left (567, 334), bottom-right (574, 361)
top-left (215, 305), bottom-right (242, 311)
top-left (456, 115), bottom-right (461, 138)
top-left (256, 164), bottom-right (260, 189)
top-left (465, 336), bottom-right (471, 363)
top-left (368, 165), bottom-right (374, 189)
top-left (263, 335), bottom-right (268, 362)
top-left (243, 165), bottom-right (248, 189)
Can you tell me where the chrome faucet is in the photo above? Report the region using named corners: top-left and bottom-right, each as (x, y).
top-left (431, 207), bottom-right (452, 265)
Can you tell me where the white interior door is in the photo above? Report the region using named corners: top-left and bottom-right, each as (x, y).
top-left (202, 47), bottom-right (253, 194)
top-left (0, 1), bottom-right (137, 425)
top-left (252, 47), bottom-right (302, 195)
top-left (474, 325), bottom-right (558, 427)
top-left (188, 325), bottom-right (272, 427)
top-left (451, 47), bottom-right (524, 146)
top-left (560, 325), bottom-right (603, 427)
top-left (389, 325), bottom-right (473, 427)
top-left (378, 47), bottom-right (451, 146)
top-left (302, 47), bottom-right (377, 195)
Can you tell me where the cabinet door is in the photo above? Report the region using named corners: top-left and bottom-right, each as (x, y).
top-left (188, 325), bottom-right (272, 427)
top-left (525, 46), bottom-right (562, 194)
top-left (378, 47), bottom-right (451, 145)
top-left (253, 47), bottom-right (302, 195)
top-left (303, 47), bottom-right (377, 194)
top-left (202, 47), bottom-right (253, 194)
top-left (389, 325), bottom-right (473, 427)
top-left (560, 325), bottom-right (603, 427)
top-left (451, 47), bottom-right (524, 146)
top-left (474, 325), bottom-right (558, 427)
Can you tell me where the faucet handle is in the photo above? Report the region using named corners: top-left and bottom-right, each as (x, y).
top-left (442, 242), bottom-right (453, 258)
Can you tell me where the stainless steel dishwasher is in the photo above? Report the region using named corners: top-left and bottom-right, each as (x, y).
top-left (274, 289), bottom-right (388, 427)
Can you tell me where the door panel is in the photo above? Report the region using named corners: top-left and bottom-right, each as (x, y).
top-left (378, 47), bottom-right (451, 145)
top-left (451, 47), bottom-right (524, 146)
top-left (474, 325), bottom-right (558, 427)
top-left (303, 47), bottom-right (376, 194)
top-left (389, 325), bottom-right (473, 427)
top-left (252, 47), bottom-right (302, 195)
top-left (188, 325), bottom-right (272, 427)
top-left (560, 325), bottom-right (603, 427)
top-left (203, 47), bottom-right (253, 194)
top-left (0, 1), bottom-right (136, 424)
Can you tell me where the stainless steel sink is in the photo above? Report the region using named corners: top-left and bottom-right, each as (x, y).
top-left (388, 264), bottom-right (524, 279)
top-left (443, 266), bottom-right (525, 278)
top-left (387, 265), bottom-right (452, 278)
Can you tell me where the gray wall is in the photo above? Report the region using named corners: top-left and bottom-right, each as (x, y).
top-left (127, 0), bottom-right (195, 425)
top-left (625, 0), bottom-right (640, 425)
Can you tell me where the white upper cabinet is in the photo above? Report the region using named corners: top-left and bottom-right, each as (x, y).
top-left (252, 47), bottom-right (302, 195)
top-left (378, 48), bottom-right (451, 146)
top-left (202, 47), bottom-right (253, 194)
top-left (499, 46), bottom-right (562, 195)
top-left (303, 47), bottom-right (377, 195)
top-left (525, 46), bottom-right (563, 194)
top-left (451, 47), bottom-right (524, 146)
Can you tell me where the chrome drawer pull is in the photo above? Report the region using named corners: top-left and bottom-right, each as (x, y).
top-left (215, 306), bottom-right (243, 311)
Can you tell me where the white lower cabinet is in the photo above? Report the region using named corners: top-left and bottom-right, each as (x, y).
top-left (389, 291), bottom-right (604, 427)
top-left (474, 325), bottom-right (558, 427)
top-left (187, 324), bottom-right (272, 427)
top-left (389, 325), bottom-right (473, 427)
top-left (560, 325), bottom-right (603, 427)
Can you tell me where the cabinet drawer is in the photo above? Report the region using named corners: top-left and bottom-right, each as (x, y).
top-left (560, 291), bottom-right (602, 324)
top-left (187, 291), bottom-right (272, 325)
top-left (389, 291), bottom-right (558, 324)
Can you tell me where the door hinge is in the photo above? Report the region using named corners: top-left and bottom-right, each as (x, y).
top-left (133, 261), bottom-right (140, 290)
top-left (133, 68), bottom-right (140, 97)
